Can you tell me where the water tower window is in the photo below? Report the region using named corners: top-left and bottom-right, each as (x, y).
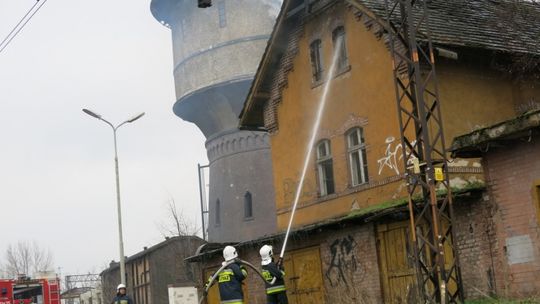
top-left (218, 1), bottom-right (227, 28)
top-left (310, 39), bottom-right (324, 82)
top-left (316, 139), bottom-right (335, 196)
top-left (215, 199), bottom-right (221, 226)
top-left (244, 191), bottom-right (253, 219)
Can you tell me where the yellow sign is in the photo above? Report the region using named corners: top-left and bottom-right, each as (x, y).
top-left (435, 167), bottom-right (444, 181)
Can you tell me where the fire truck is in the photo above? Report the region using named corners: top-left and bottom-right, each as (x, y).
top-left (0, 277), bottom-right (60, 304)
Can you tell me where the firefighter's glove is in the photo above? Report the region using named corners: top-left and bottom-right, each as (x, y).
top-left (276, 257), bottom-right (284, 268)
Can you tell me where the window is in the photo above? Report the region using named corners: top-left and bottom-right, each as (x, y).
top-left (215, 199), bottom-right (221, 226)
top-left (332, 26), bottom-right (349, 71)
top-left (218, 0), bottom-right (227, 28)
top-left (132, 258), bottom-right (150, 304)
top-left (244, 192), bottom-right (253, 219)
top-left (310, 39), bottom-right (324, 82)
top-left (316, 140), bottom-right (335, 196)
top-left (347, 128), bottom-right (369, 186)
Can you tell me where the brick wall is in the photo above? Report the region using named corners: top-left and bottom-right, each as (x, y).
top-left (150, 237), bottom-right (205, 303)
top-left (195, 168), bottom-right (540, 303)
top-left (195, 223), bottom-right (383, 304)
top-left (482, 137), bottom-right (540, 298)
top-left (453, 195), bottom-right (498, 299)
top-left (100, 236), bottom-right (204, 304)
top-left (318, 223), bottom-right (382, 304)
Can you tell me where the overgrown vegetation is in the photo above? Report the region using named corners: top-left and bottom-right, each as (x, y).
top-left (345, 180), bottom-right (486, 219)
top-left (465, 299), bottom-right (540, 304)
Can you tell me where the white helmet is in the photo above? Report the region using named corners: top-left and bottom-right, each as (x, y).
top-left (259, 245), bottom-right (273, 266)
top-left (117, 284), bottom-right (126, 291)
top-left (223, 246), bottom-right (238, 262)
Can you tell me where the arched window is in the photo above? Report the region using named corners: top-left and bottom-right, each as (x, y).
top-left (316, 140), bottom-right (335, 196)
top-left (347, 128), bottom-right (369, 186)
top-left (332, 26), bottom-right (349, 71)
top-left (244, 191), bottom-right (253, 219)
top-left (215, 199), bottom-right (221, 226)
top-left (310, 39), bottom-right (324, 82)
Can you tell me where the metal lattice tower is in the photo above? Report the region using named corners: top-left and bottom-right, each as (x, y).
top-left (383, 0), bottom-right (464, 302)
top-left (65, 274), bottom-right (101, 290)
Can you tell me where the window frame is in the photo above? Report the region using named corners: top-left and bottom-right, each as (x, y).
top-left (332, 26), bottom-right (349, 72)
top-left (534, 180), bottom-right (540, 225)
top-left (215, 199), bottom-right (221, 226)
top-left (346, 128), bottom-right (369, 187)
top-left (309, 39), bottom-right (324, 83)
top-left (316, 140), bottom-right (335, 196)
top-left (244, 191), bottom-right (253, 220)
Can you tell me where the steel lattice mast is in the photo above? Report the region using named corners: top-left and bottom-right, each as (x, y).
top-left (383, 0), bottom-right (464, 302)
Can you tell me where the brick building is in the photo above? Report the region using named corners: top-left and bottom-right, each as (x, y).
top-left (452, 109), bottom-right (540, 298)
top-left (101, 236), bottom-right (204, 304)
top-left (189, 0), bottom-right (540, 303)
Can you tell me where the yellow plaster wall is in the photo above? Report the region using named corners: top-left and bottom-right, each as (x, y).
top-left (269, 4), bottom-right (538, 231)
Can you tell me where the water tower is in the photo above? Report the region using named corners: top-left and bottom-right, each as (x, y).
top-left (150, 0), bottom-right (280, 242)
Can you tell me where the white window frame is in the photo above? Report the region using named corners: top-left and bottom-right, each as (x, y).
top-left (316, 140), bottom-right (334, 196)
top-left (347, 128), bottom-right (368, 186)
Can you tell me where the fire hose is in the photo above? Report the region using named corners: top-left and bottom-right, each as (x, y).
top-left (199, 258), bottom-right (268, 304)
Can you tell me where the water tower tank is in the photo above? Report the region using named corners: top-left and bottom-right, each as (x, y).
top-left (150, 0), bottom-right (280, 242)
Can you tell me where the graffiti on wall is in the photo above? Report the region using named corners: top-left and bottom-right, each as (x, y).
top-left (283, 178), bottom-right (317, 205)
top-left (377, 136), bottom-right (417, 175)
top-left (325, 235), bottom-right (359, 288)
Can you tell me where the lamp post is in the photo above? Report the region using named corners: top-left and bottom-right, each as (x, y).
top-left (82, 108), bottom-right (145, 285)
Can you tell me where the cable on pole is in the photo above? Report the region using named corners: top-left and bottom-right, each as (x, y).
top-left (0, 0), bottom-right (49, 55)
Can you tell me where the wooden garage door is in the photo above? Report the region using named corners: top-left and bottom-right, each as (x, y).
top-left (377, 221), bottom-right (416, 304)
top-left (283, 247), bottom-right (325, 304)
top-left (377, 220), bottom-right (458, 303)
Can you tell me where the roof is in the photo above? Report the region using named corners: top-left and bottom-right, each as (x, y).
top-left (451, 109), bottom-right (540, 158)
top-left (360, 0), bottom-right (540, 55)
top-left (239, 0), bottom-right (540, 128)
top-left (186, 182), bottom-right (485, 262)
top-left (100, 235), bottom-right (203, 275)
top-left (61, 287), bottom-right (93, 299)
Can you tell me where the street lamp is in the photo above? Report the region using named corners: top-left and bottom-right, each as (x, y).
top-left (82, 108), bottom-right (145, 285)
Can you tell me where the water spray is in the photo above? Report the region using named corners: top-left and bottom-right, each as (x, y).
top-left (279, 38), bottom-right (344, 260)
top-left (199, 32), bottom-right (345, 304)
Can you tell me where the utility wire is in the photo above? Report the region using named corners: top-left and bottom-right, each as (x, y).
top-left (0, 0), bottom-right (49, 55)
top-left (0, 0), bottom-right (41, 48)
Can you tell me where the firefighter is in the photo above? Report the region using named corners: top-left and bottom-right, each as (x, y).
top-left (260, 245), bottom-right (288, 304)
top-left (214, 245), bottom-right (248, 304)
top-left (111, 284), bottom-right (133, 304)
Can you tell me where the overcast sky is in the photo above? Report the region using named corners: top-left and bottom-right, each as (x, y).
top-left (0, 0), bottom-right (208, 276)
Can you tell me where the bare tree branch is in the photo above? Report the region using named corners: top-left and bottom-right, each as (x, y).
top-left (157, 198), bottom-right (200, 237)
top-left (3, 241), bottom-right (54, 278)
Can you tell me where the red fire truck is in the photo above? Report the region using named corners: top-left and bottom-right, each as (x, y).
top-left (0, 277), bottom-right (60, 304)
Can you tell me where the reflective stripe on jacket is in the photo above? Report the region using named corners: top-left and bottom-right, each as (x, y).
top-left (262, 262), bottom-right (286, 294)
top-left (218, 262), bottom-right (247, 303)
